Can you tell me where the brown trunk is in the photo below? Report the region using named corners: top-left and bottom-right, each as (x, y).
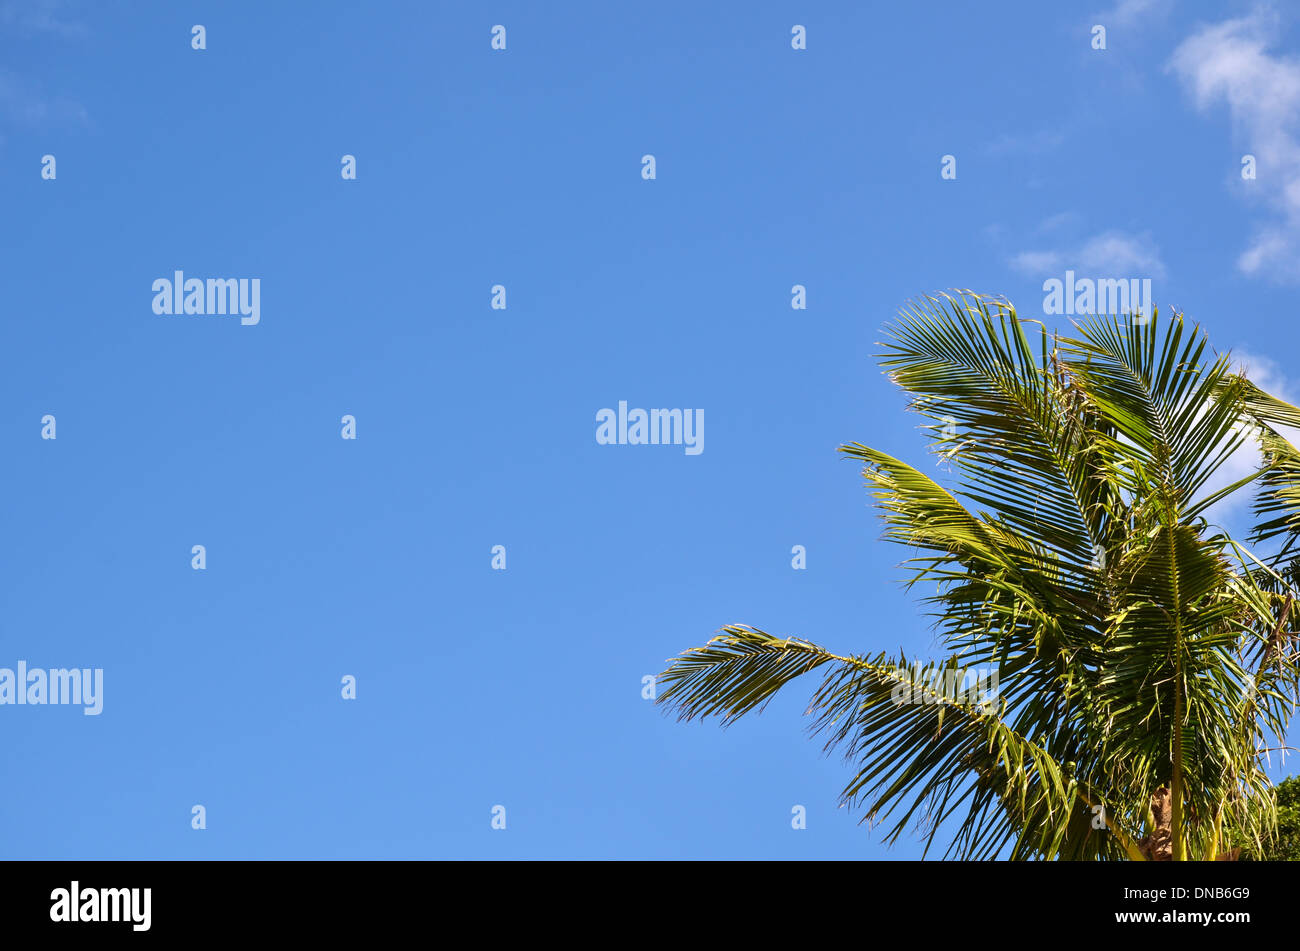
top-left (1138, 787), bottom-right (1174, 861)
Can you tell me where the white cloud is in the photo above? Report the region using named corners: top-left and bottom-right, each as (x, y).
top-left (1233, 349), bottom-right (1296, 405)
top-left (1168, 8), bottom-right (1300, 281)
top-left (0, 0), bottom-right (86, 38)
top-left (984, 128), bottom-right (1066, 157)
top-left (1096, 0), bottom-right (1171, 27)
top-left (1009, 250), bottom-right (1064, 274)
top-left (1009, 231), bottom-right (1165, 279)
top-left (0, 4), bottom-right (87, 142)
top-left (0, 72), bottom-right (87, 126)
top-left (1035, 211), bottom-right (1080, 235)
top-left (1076, 232), bottom-right (1168, 278)
top-left (1201, 347), bottom-right (1300, 525)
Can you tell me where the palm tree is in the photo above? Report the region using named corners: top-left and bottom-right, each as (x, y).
top-left (1245, 775), bottom-right (1300, 860)
top-left (657, 292), bottom-right (1300, 860)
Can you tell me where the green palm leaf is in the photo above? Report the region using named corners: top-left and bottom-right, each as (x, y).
top-left (658, 292), bottom-right (1300, 860)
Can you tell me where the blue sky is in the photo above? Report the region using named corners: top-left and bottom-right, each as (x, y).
top-left (3, 0), bottom-right (1300, 859)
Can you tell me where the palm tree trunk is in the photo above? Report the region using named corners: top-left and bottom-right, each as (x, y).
top-left (1139, 787), bottom-right (1174, 860)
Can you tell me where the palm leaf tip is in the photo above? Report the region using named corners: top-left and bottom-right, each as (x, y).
top-left (655, 627), bottom-right (835, 726)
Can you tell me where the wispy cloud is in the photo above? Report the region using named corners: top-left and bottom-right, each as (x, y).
top-left (1009, 250), bottom-right (1064, 274)
top-left (0, 2), bottom-right (88, 146)
top-left (1035, 211), bottom-right (1080, 235)
top-left (1094, 0), bottom-right (1171, 28)
top-left (1168, 7), bottom-right (1300, 282)
top-left (1233, 349), bottom-right (1298, 406)
top-left (1202, 347), bottom-right (1300, 524)
top-left (0, 71), bottom-right (87, 126)
top-left (0, 0), bottom-right (86, 38)
top-left (1009, 230), bottom-right (1166, 279)
top-left (983, 128), bottom-right (1066, 157)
